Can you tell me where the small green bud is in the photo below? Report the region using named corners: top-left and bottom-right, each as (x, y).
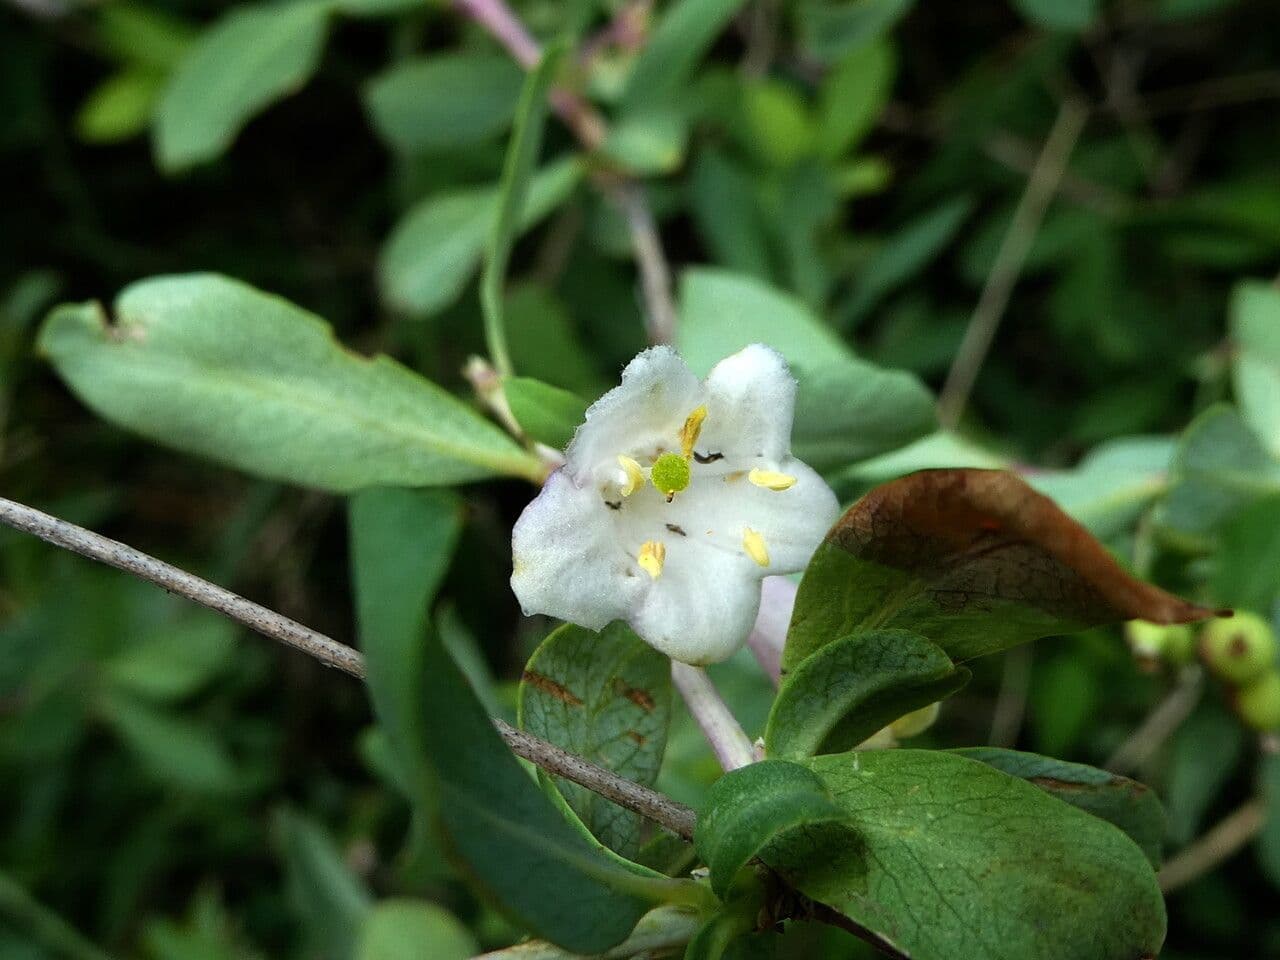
top-left (1200, 612), bottom-right (1277, 685)
top-left (650, 452), bottom-right (691, 497)
top-left (1235, 671), bottom-right (1280, 731)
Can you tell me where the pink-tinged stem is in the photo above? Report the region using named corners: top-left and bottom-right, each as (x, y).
top-left (452, 0), bottom-right (607, 149)
top-left (670, 662), bottom-right (756, 771)
top-left (746, 576), bottom-right (797, 687)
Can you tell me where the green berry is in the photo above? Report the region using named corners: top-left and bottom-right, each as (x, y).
top-left (1126, 621), bottom-right (1194, 664)
top-left (1235, 671), bottom-right (1280, 731)
top-left (1200, 612), bottom-right (1277, 685)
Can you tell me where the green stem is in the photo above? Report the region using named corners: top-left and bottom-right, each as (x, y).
top-left (0, 870), bottom-right (118, 960)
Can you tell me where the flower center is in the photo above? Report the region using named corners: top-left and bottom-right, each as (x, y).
top-left (651, 452), bottom-right (690, 499)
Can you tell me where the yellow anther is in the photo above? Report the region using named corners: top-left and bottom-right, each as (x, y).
top-left (617, 455), bottom-right (645, 496)
top-left (638, 540), bottom-right (665, 579)
top-left (742, 528), bottom-right (769, 567)
top-left (679, 405), bottom-right (708, 459)
top-left (748, 468), bottom-right (797, 491)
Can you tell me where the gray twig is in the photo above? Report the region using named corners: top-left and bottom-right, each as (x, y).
top-left (937, 98), bottom-right (1089, 428)
top-left (1105, 666), bottom-right (1203, 775)
top-left (0, 496), bottom-right (696, 841)
top-left (1158, 797), bottom-right (1267, 893)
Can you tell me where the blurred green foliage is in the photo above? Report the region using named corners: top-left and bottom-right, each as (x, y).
top-left (4, 0), bottom-right (1280, 956)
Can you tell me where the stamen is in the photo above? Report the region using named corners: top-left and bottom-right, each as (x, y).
top-left (617, 455), bottom-right (645, 496)
top-left (742, 528), bottom-right (769, 567)
top-left (651, 452), bottom-right (691, 499)
top-left (638, 540), bottom-right (665, 579)
top-left (748, 468), bottom-right (797, 491)
top-left (679, 405), bottom-right (708, 459)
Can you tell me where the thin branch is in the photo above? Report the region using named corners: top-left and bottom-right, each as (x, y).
top-left (0, 496), bottom-right (696, 842)
top-left (1158, 798), bottom-right (1267, 893)
top-left (611, 180), bottom-right (679, 346)
top-left (1105, 666), bottom-right (1203, 775)
top-left (452, 0), bottom-right (678, 344)
top-left (938, 98), bottom-right (1089, 428)
top-left (670, 662), bottom-right (756, 771)
top-left (988, 645), bottom-right (1033, 749)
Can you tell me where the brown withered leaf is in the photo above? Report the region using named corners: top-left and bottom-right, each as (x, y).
top-left (783, 469), bottom-right (1220, 672)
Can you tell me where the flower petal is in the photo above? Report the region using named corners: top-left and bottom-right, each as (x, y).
top-left (628, 539), bottom-right (761, 665)
top-left (511, 469), bottom-right (642, 630)
top-left (565, 346), bottom-right (702, 476)
top-left (699, 344), bottom-right (796, 462)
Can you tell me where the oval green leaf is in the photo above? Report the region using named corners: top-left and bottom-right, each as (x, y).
top-left (39, 274), bottom-right (542, 490)
top-left (766, 629), bottom-right (969, 760)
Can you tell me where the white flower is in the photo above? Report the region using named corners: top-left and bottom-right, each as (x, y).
top-left (510, 344), bottom-right (839, 665)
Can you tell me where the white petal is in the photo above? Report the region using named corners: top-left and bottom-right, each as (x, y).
top-left (699, 344), bottom-right (796, 461)
top-left (511, 469), bottom-right (642, 630)
top-left (565, 346), bottom-right (702, 475)
top-left (628, 539), bottom-right (761, 665)
top-left (746, 459), bottom-right (839, 570)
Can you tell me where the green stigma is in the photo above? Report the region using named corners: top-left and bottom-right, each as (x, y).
top-left (651, 452), bottom-right (691, 498)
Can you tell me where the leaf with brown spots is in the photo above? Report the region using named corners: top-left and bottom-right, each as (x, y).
top-left (784, 468), bottom-right (1218, 672)
top-left (517, 622), bottom-right (672, 859)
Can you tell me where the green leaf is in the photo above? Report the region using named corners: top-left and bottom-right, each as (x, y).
top-left (276, 809), bottom-right (373, 959)
top-left (765, 751), bottom-right (1166, 960)
top-left (817, 39), bottom-right (894, 159)
top-left (1026, 436), bottom-right (1173, 540)
top-left (1259, 752), bottom-right (1280, 888)
top-left (1213, 495), bottom-right (1280, 611)
top-left (676, 269), bottom-right (936, 470)
top-left (505, 285), bottom-right (607, 397)
top-left (952, 747), bottom-right (1166, 866)
top-left (1230, 279), bottom-right (1280, 459)
top-left (363, 54), bottom-right (524, 154)
top-left (622, 0), bottom-right (748, 109)
top-left (103, 693), bottom-right (236, 792)
top-left (1165, 701), bottom-right (1245, 845)
top-left (784, 469), bottom-right (1215, 672)
top-left (796, 0), bottom-right (914, 64)
top-left (418, 631), bottom-right (663, 952)
top-left (766, 630), bottom-right (969, 759)
top-left (379, 157), bottom-right (580, 318)
top-left (75, 68), bottom-right (163, 144)
top-left (39, 274), bottom-right (541, 489)
top-left (354, 900), bottom-right (477, 960)
top-left (505, 377), bottom-right (588, 451)
top-left (154, 1), bottom-right (330, 172)
top-left (103, 617), bottom-right (236, 701)
top-left (349, 487), bottom-right (464, 801)
top-left (1010, 0), bottom-right (1098, 31)
top-left (518, 622), bottom-right (672, 859)
top-left (689, 150), bottom-right (773, 281)
top-left (693, 760), bottom-right (843, 897)
top-left (602, 108), bottom-right (689, 175)
top-left (484, 43), bottom-right (564, 377)
top-left (838, 197), bottom-right (973, 329)
top-left (1157, 404), bottom-right (1280, 550)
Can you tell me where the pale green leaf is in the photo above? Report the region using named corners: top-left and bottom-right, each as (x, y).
top-left (817, 39), bottom-right (895, 159)
top-left (75, 68), bottom-right (163, 144)
top-left (622, 0), bottom-right (748, 109)
top-left (1230, 279), bottom-right (1280, 458)
top-left (1010, 0), bottom-right (1098, 31)
top-left (104, 693), bottom-right (236, 792)
top-left (154, 1), bottom-right (329, 172)
top-left (379, 157), bottom-right (580, 318)
top-left (104, 617), bottom-right (236, 701)
top-left (39, 274), bottom-right (541, 489)
top-left (796, 0), bottom-right (914, 64)
top-left (363, 54), bottom-right (523, 153)
top-left (355, 900), bottom-right (477, 960)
